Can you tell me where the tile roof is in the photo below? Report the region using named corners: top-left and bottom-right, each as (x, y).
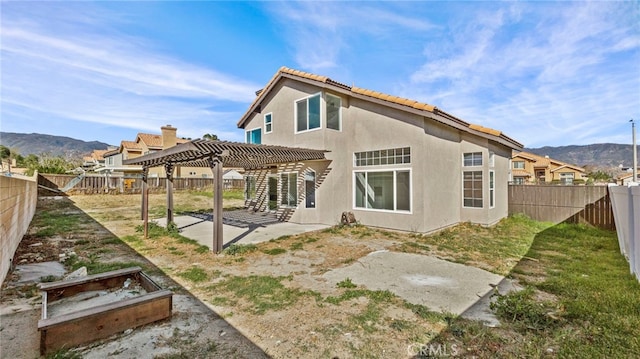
top-left (512, 151), bottom-right (584, 172)
top-left (237, 66), bottom-right (522, 149)
top-left (137, 133), bottom-right (163, 148)
top-left (512, 170), bottom-right (532, 177)
top-left (91, 149), bottom-right (109, 161)
top-left (121, 140), bottom-right (142, 151)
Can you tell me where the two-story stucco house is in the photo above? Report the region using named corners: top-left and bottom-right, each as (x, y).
top-left (237, 67), bottom-right (523, 233)
top-left (101, 125), bottom-right (213, 178)
top-left (511, 151), bottom-right (587, 185)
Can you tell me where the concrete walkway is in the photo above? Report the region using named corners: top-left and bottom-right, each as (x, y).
top-left (156, 214), bottom-right (329, 250)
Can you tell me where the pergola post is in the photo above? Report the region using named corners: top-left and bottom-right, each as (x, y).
top-left (209, 156), bottom-right (224, 253)
top-left (141, 168), bottom-right (149, 239)
top-left (165, 163), bottom-right (174, 225)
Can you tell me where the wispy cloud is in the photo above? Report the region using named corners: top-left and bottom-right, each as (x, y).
top-left (267, 2), bottom-right (436, 72)
top-left (1, 3), bottom-right (259, 142)
top-left (406, 1), bottom-right (640, 147)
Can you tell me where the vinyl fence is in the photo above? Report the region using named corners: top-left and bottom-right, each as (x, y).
top-left (508, 185), bottom-right (615, 230)
top-left (608, 184), bottom-right (640, 281)
top-left (38, 174), bottom-right (245, 195)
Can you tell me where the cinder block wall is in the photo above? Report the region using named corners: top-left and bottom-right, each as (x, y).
top-left (0, 174), bottom-right (38, 285)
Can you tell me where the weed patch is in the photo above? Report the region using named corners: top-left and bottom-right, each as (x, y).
top-left (263, 248), bottom-right (286, 255)
top-left (178, 267), bottom-right (210, 283)
top-left (223, 243), bottom-right (257, 256)
top-left (336, 278), bottom-right (357, 289)
top-left (209, 275), bottom-right (313, 314)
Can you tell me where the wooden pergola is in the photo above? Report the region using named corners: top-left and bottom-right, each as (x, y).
top-left (123, 139), bottom-right (327, 253)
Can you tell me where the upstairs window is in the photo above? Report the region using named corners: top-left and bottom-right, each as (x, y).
top-left (246, 128), bottom-right (261, 144)
top-left (296, 94), bottom-right (321, 132)
top-left (513, 161), bottom-right (525, 169)
top-left (264, 113), bottom-right (273, 134)
top-left (463, 152), bottom-right (483, 166)
top-left (326, 94), bottom-right (341, 131)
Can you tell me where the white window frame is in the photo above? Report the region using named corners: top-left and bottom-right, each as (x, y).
top-left (463, 152), bottom-right (483, 167)
top-left (560, 172), bottom-right (574, 185)
top-left (325, 93), bottom-right (342, 131)
top-left (245, 127), bottom-right (262, 144)
top-left (513, 161), bottom-right (525, 169)
top-left (245, 175), bottom-right (257, 200)
top-left (489, 170), bottom-right (495, 208)
top-left (462, 170), bottom-right (484, 209)
top-left (305, 169), bottom-right (316, 209)
top-left (294, 93), bottom-right (322, 134)
top-left (354, 147), bottom-right (411, 167)
top-left (264, 113), bottom-right (273, 134)
top-left (280, 172), bottom-right (298, 208)
top-left (352, 168), bottom-right (412, 214)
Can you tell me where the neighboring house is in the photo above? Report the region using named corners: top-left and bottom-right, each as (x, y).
top-left (82, 149), bottom-right (111, 171)
top-left (511, 151), bottom-right (587, 185)
top-left (617, 171), bottom-right (640, 185)
top-left (100, 125), bottom-right (212, 178)
top-left (236, 67), bottom-right (523, 233)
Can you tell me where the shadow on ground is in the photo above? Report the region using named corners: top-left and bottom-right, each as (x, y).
top-left (0, 196), bottom-right (269, 358)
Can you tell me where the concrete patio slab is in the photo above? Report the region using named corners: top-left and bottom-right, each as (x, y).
top-left (323, 250), bottom-right (504, 315)
top-left (155, 215), bottom-right (329, 250)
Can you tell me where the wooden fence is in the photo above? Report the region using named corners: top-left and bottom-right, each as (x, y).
top-left (38, 174), bottom-right (245, 195)
top-left (508, 185), bottom-right (615, 230)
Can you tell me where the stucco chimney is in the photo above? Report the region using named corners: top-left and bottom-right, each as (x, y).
top-left (161, 125), bottom-right (177, 149)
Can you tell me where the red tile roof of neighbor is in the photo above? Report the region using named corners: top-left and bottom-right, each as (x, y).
top-left (512, 151), bottom-right (585, 172)
top-left (136, 133), bottom-right (163, 148)
top-left (121, 140), bottom-right (142, 151)
top-left (237, 66), bottom-right (521, 149)
top-left (512, 169), bottom-right (532, 177)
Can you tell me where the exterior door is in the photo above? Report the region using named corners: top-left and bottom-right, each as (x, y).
top-left (268, 175), bottom-right (278, 211)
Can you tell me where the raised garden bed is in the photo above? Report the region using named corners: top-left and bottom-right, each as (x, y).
top-left (37, 266), bottom-right (172, 355)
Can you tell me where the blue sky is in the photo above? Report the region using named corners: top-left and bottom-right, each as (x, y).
top-left (1, 1), bottom-right (639, 148)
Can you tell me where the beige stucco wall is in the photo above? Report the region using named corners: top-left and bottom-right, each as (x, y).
top-left (242, 78), bottom-right (514, 232)
top-left (0, 174), bottom-right (38, 285)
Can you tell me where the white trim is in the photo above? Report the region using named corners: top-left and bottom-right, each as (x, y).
top-left (489, 170), bottom-right (495, 209)
top-left (294, 92), bottom-right (323, 134)
top-left (352, 167), bottom-right (412, 214)
top-left (264, 112), bottom-right (273, 134)
top-left (325, 93), bottom-right (342, 132)
top-left (462, 170), bottom-right (484, 209)
top-left (279, 171), bottom-right (298, 208)
top-left (463, 152), bottom-right (483, 167)
top-left (305, 169), bottom-right (317, 209)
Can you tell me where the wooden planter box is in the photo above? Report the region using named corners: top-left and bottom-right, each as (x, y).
top-left (38, 267), bottom-right (172, 354)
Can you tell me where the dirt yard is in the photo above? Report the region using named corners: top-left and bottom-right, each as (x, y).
top-left (1, 192), bottom-right (524, 358)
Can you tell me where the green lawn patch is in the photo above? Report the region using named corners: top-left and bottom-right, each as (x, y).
top-left (433, 222), bottom-right (640, 358)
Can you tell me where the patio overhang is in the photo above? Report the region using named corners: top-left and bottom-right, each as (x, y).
top-left (123, 139), bottom-right (327, 169)
top-left (123, 139), bottom-right (328, 253)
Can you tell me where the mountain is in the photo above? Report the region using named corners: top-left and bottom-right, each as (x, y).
top-left (525, 143), bottom-right (635, 168)
top-left (0, 132), bottom-right (112, 157)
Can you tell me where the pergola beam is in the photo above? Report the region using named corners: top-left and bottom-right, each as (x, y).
top-left (123, 139), bottom-right (328, 255)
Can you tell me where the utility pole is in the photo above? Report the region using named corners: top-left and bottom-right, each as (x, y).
top-left (632, 119), bottom-right (638, 183)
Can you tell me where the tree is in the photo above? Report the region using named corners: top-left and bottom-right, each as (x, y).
top-left (203, 133), bottom-right (218, 141)
top-left (0, 145), bottom-right (12, 172)
top-left (588, 170), bottom-right (612, 183)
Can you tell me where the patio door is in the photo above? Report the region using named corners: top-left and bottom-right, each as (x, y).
top-left (268, 175), bottom-right (278, 211)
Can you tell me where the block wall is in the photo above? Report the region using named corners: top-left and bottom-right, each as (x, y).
top-left (0, 174), bottom-right (38, 285)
